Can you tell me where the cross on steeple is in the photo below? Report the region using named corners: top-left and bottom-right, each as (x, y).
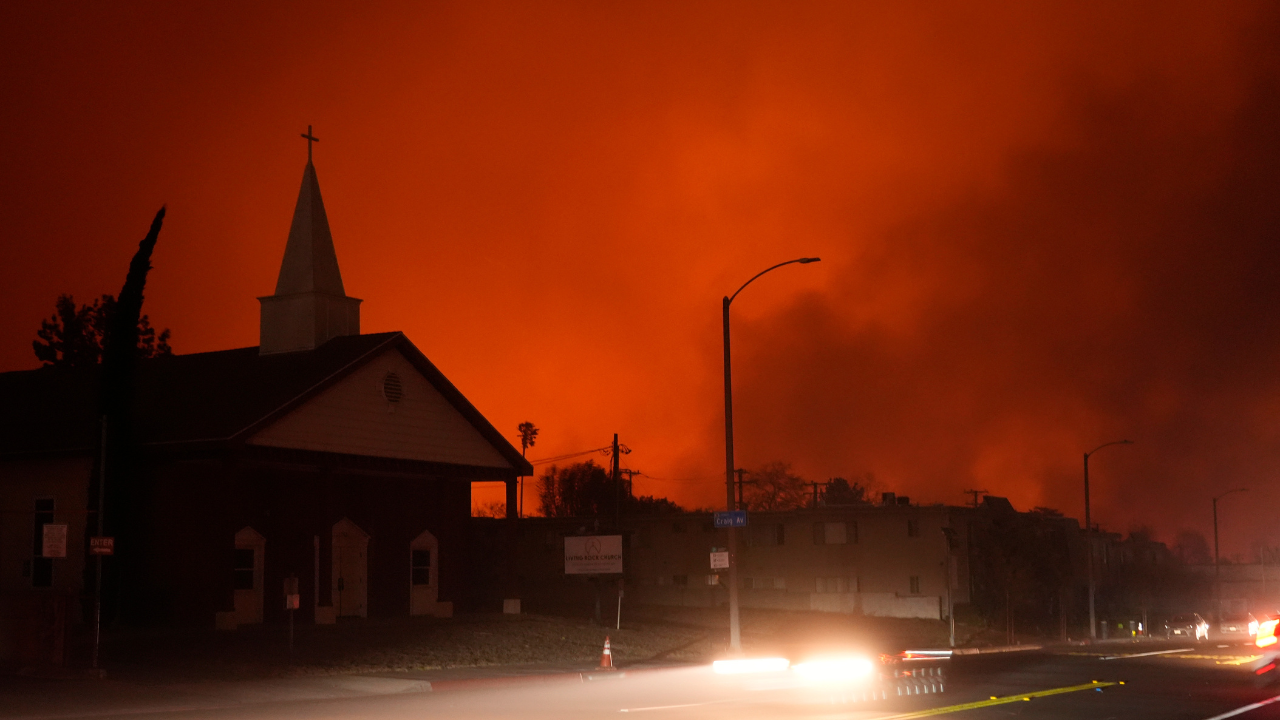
top-left (301, 125), bottom-right (319, 162)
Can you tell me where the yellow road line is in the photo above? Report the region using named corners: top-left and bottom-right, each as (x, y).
top-left (876, 681), bottom-right (1118, 719)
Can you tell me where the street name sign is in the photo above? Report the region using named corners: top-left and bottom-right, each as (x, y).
top-left (564, 535), bottom-right (623, 575)
top-left (713, 510), bottom-right (748, 528)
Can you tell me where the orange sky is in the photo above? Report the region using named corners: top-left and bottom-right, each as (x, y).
top-left (3, 1), bottom-right (1279, 558)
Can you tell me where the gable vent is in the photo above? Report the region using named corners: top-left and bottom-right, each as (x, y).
top-left (382, 371), bottom-right (404, 402)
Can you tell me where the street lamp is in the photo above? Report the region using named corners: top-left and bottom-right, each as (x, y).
top-left (1083, 439), bottom-right (1132, 640)
top-left (723, 257), bottom-right (820, 653)
top-left (1213, 488), bottom-right (1247, 622)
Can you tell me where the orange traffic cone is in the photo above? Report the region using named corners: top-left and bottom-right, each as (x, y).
top-left (600, 636), bottom-right (614, 669)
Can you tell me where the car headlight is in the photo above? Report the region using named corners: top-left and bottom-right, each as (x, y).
top-left (712, 657), bottom-right (790, 674)
top-left (792, 657), bottom-right (875, 684)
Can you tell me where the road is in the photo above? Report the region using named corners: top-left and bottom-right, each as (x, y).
top-left (8, 641), bottom-right (1279, 720)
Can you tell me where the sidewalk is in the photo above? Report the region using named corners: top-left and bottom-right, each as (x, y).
top-left (0, 661), bottom-right (675, 720)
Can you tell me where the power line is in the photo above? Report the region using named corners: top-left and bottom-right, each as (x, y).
top-left (528, 446), bottom-right (612, 466)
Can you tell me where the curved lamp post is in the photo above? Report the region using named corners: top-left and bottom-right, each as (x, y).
top-left (1084, 439), bottom-right (1132, 639)
top-left (1213, 487), bottom-right (1247, 622)
top-left (723, 257), bottom-right (820, 652)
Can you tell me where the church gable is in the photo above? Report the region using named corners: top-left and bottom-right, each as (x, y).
top-left (246, 347), bottom-right (513, 469)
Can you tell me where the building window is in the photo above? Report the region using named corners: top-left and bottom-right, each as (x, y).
top-left (907, 519), bottom-right (920, 537)
top-left (705, 575), bottom-right (720, 586)
top-left (751, 523), bottom-right (785, 547)
top-left (32, 498), bottom-right (54, 588)
top-left (813, 522), bottom-right (848, 545)
top-left (815, 577), bottom-right (848, 593)
top-left (411, 549), bottom-right (432, 585)
top-left (673, 574), bottom-right (688, 587)
top-left (233, 548), bottom-right (255, 590)
top-left (909, 575), bottom-right (921, 594)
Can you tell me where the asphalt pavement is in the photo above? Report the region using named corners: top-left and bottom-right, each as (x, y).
top-left (4, 640), bottom-right (1279, 720)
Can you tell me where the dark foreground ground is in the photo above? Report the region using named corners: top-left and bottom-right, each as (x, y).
top-left (3, 638), bottom-right (1277, 720)
top-left (8, 609), bottom-right (1273, 720)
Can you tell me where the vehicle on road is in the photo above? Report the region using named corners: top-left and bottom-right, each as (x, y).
top-left (1165, 613), bottom-right (1209, 641)
top-left (1217, 611), bottom-right (1258, 640)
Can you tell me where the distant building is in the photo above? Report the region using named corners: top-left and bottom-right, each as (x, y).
top-left (489, 496), bottom-right (971, 621)
top-left (0, 147), bottom-right (530, 664)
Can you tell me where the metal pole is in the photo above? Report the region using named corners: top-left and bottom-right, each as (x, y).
top-left (92, 416), bottom-right (107, 670)
top-left (1085, 452), bottom-right (1094, 640)
top-left (1214, 496), bottom-right (1220, 622)
top-left (719, 258), bottom-right (818, 654)
top-left (723, 297), bottom-right (741, 653)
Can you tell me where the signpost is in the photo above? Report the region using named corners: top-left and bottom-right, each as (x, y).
top-left (713, 510), bottom-right (748, 528)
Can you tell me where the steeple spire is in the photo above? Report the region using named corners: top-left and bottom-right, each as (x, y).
top-left (257, 127), bottom-right (362, 354)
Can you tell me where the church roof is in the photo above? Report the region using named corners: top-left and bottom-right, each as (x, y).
top-left (0, 332), bottom-right (532, 475)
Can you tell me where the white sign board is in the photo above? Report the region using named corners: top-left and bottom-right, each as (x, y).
top-left (564, 535), bottom-right (623, 575)
top-left (42, 524), bottom-right (68, 558)
top-left (710, 551), bottom-right (729, 569)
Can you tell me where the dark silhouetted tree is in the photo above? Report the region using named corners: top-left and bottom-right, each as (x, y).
top-left (518, 421), bottom-right (539, 455)
top-left (743, 461), bottom-right (808, 511)
top-left (34, 293), bottom-right (171, 367)
top-left (537, 460), bottom-right (682, 517)
top-left (823, 475), bottom-right (873, 505)
top-left (1174, 530), bottom-right (1212, 564)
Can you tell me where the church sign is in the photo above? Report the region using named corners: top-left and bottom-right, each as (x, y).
top-left (564, 535), bottom-right (623, 575)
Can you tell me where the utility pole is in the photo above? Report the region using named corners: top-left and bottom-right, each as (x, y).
top-left (962, 489), bottom-right (988, 508)
top-left (618, 468), bottom-right (642, 498)
top-left (611, 433), bottom-right (621, 526)
top-left (733, 469), bottom-right (751, 510)
top-left (807, 481), bottom-right (828, 509)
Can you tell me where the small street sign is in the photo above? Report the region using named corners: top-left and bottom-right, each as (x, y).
top-left (710, 551), bottom-right (729, 569)
top-left (713, 510), bottom-right (748, 528)
top-left (89, 536), bottom-right (114, 556)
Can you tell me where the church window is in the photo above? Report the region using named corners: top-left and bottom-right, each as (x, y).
top-left (411, 549), bottom-right (432, 586)
top-left (382, 371), bottom-right (404, 402)
top-left (32, 498), bottom-right (54, 587)
top-left (233, 548), bottom-right (256, 590)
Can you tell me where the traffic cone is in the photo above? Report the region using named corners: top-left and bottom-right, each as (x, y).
top-left (600, 636), bottom-right (614, 669)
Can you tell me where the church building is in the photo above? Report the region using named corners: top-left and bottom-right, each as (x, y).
top-left (0, 137), bottom-right (530, 662)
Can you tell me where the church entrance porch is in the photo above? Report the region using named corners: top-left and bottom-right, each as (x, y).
top-left (332, 518), bottom-right (368, 618)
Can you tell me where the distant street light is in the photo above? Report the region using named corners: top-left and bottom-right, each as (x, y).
top-left (1213, 487), bottom-right (1247, 621)
top-left (723, 257), bottom-right (820, 653)
top-left (1084, 439), bottom-right (1133, 640)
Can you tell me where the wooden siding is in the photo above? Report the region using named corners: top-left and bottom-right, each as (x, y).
top-left (247, 348), bottom-right (512, 468)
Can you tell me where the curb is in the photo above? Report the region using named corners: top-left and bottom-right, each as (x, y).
top-left (411, 664), bottom-right (682, 693)
top-left (952, 644), bottom-right (1043, 656)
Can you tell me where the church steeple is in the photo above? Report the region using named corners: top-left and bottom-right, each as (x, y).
top-left (258, 127), bottom-right (362, 354)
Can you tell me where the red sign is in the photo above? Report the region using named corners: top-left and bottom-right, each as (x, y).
top-left (89, 537), bottom-right (114, 556)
